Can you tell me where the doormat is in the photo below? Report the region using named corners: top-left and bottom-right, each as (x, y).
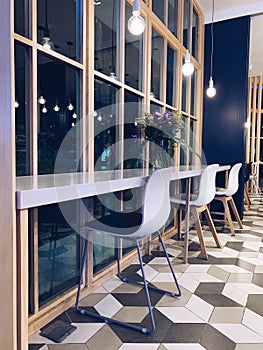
top-left (40, 320), bottom-right (77, 343)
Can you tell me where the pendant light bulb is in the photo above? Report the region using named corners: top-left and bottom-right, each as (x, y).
top-left (206, 77), bottom-right (216, 98)
top-left (42, 105), bottom-right (48, 113)
top-left (53, 103), bottom-right (60, 112)
top-left (128, 0), bottom-right (145, 36)
top-left (14, 100), bottom-right (19, 108)
top-left (38, 95), bottom-right (46, 105)
top-left (72, 112), bottom-right (77, 119)
top-left (67, 101), bottom-right (74, 111)
top-left (182, 50), bottom-right (194, 76)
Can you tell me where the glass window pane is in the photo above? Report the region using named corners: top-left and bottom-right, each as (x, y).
top-left (166, 44), bottom-right (177, 106)
top-left (125, 3), bottom-right (143, 91)
top-left (14, 0), bottom-right (30, 37)
top-left (124, 90), bottom-right (143, 169)
top-left (15, 42), bottom-right (31, 176)
top-left (38, 202), bottom-right (80, 306)
top-left (168, 0), bottom-right (178, 37)
top-left (94, 79), bottom-right (119, 171)
top-left (152, 0), bottom-right (165, 23)
top-left (183, 0), bottom-right (190, 48)
top-left (151, 29), bottom-right (164, 100)
top-left (95, 0), bottom-right (119, 80)
top-left (180, 116), bottom-right (187, 165)
top-left (190, 70), bottom-right (197, 116)
top-left (182, 70), bottom-right (187, 112)
top-left (37, 0), bottom-right (82, 61)
top-left (192, 7), bottom-right (199, 59)
top-left (37, 53), bottom-right (81, 174)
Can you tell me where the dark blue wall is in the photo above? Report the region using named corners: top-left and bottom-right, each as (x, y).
top-left (202, 16), bottom-right (250, 218)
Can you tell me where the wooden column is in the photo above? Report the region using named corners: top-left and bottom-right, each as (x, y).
top-left (0, 0), bottom-right (17, 349)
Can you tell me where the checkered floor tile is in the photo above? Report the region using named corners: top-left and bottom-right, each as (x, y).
top-left (29, 196), bottom-right (263, 350)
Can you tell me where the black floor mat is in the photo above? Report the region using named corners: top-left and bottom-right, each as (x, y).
top-left (40, 320), bottom-right (76, 343)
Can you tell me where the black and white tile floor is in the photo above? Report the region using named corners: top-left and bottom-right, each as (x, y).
top-left (29, 196), bottom-right (263, 350)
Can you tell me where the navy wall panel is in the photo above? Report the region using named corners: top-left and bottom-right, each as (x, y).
top-left (202, 16), bottom-right (250, 218)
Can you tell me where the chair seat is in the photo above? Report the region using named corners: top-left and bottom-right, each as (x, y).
top-left (170, 193), bottom-right (198, 206)
top-left (86, 212), bottom-right (142, 237)
top-left (215, 187), bottom-right (228, 196)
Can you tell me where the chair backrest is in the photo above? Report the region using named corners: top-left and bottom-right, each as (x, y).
top-left (251, 162), bottom-right (259, 178)
top-left (244, 162), bottom-right (252, 182)
top-left (225, 162), bottom-right (242, 196)
top-left (192, 164), bottom-right (219, 207)
top-left (135, 167), bottom-right (173, 237)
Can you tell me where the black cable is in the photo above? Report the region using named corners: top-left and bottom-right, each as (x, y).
top-left (209, 0), bottom-right (215, 79)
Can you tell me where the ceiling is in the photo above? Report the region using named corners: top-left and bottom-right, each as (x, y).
top-left (197, 0), bottom-right (263, 76)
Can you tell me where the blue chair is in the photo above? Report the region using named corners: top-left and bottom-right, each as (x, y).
top-left (75, 167), bottom-right (181, 334)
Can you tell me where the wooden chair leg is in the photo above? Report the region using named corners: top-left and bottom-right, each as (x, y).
top-left (229, 197), bottom-right (243, 229)
top-left (193, 208), bottom-right (208, 259)
top-left (177, 208), bottom-right (182, 240)
top-left (222, 198), bottom-right (235, 236)
top-left (244, 183), bottom-right (251, 207)
top-left (203, 206), bottom-right (222, 248)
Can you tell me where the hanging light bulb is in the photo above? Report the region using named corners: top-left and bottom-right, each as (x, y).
top-left (206, 77), bottom-right (216, 97)
top-left (182, 50), bottom-right (194, 76)
top-left (71, 122), bottom-right (75, 127)
top-left (206, 0), bottom-right (217, 98)
top-left (97, 113), bottom-right (102, 122)
top-left (94, 0), bottom-right (102, 5)
top-left (67, 101), bottom-right (74, 110)
top-left (38, 95), bottom-right (46, 105)
top-left (128, 0), bottom-right (146, 36)
top-left (14, 99), bottom-right (19, 108)
top-left (72, 112), bottom-right (77, 119)
top-left (42, 0), bottom-right (54, 50)
top-left (42, 105), bottom-right (48, 113)
top-left (53, 102), bottom-right (60, 112)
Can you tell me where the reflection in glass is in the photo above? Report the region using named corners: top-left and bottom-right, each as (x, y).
top-left (14, 0), bottom-right (30, 37)
top-left (37, 53), bottom-right (80, 174)
top-left (152, 0), bottom-right (165, 23)
top-left (168, 0), bottom-right (178, 36)
top-left (192, 7), bottom-right (199, 59)
top-left (151, 29), bottom-right (164, 101)
top-left (166, 45), bottom-right (177, 106)
top-left (15, 42), bottom-right (30, 176)
top-left (95, 0), bottom-right (119, 79)
top-left (183, 0), bottom-right (190, 48)
top-left (37, 0), bottom-right (82, 61)
top-left (94, 78), bottom-right (119, 171)
top-left (125, 3), bottom-right (143, 91)
top-left (38, 202), bottom-right (80, 306)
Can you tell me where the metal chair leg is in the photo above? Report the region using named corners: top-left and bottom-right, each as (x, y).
top-left (76, 232), bottom-right (181, 334)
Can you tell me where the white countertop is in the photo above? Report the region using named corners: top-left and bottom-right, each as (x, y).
top-left (16, 166), bottom-right (230, 209)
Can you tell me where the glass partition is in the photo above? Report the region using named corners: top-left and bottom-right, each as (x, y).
top-left (125, 2), bottom-right (143, 91)
top-left (37, 53), bottom-right (81, 174)
top-left (37, 0), bottom-right (82, 61)
top-left (15, 42), bottom-right (31, 176)
top-left (14, 0), bottom-right (30, 38)
top-left (152, 0), bottom-right (165, 23)
top-left (192, 7), bottom-right (199, 59)
top-left (166, 44), bottom-right (177, 106)
top-left (94, 0), bottom-right (119, 80)
top-left (151, 29), bottom-right (164, 101)
top-left (168, 0), bottom-right (178, 37)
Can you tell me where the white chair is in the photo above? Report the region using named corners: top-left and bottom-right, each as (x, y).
top-left (249, 162), bottom-right (260, 193)
top-left (75, 167), bottom-right (181, 334)
top-left (213, 162), bottom-right (243, 236)
top-left (170, 164), bottom-right (222, 260)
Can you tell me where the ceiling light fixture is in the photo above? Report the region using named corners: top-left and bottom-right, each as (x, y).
top-left (182, 49), bottom-right (194, 76)
top-left (206, 0), bottom-right (217, 98)
top-left (94, 0), bottom-right (102, 5)
top-left (128, 0), bottom-right (145, 36)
